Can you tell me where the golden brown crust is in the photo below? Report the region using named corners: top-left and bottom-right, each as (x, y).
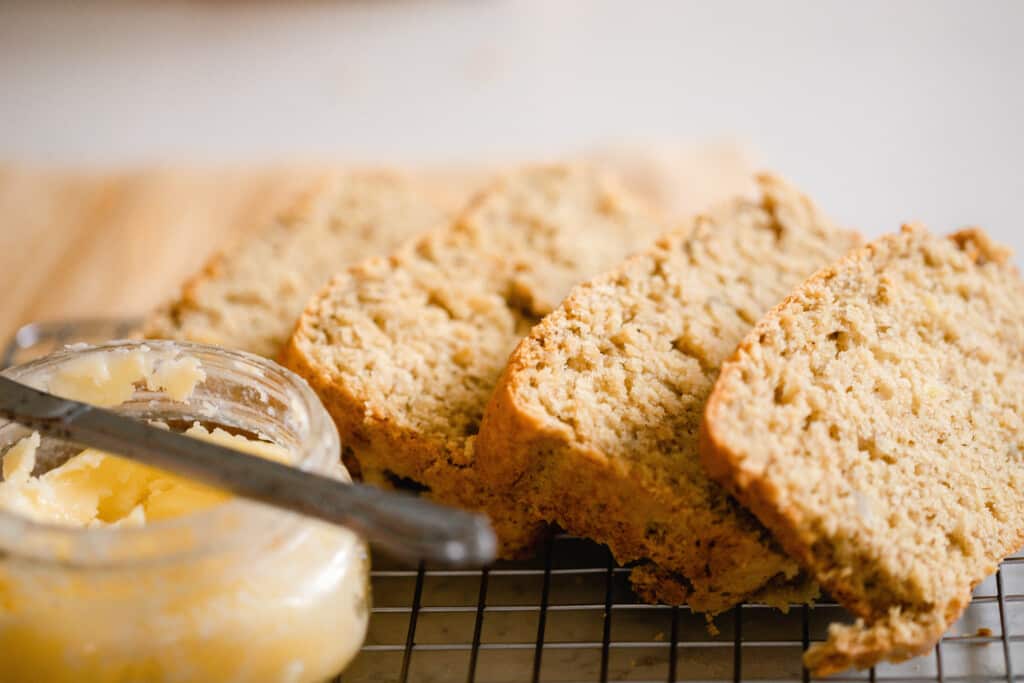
top-left (282, 317), bottom-right (545, 557)
top-left (483, 366), bottom-right (804, 611)
top-left (701, 224), bottom-right (1024, 674)
top-left (475, 174), bottom-right (861, 610)
top-left (283, 166), bottom-right (669, 558)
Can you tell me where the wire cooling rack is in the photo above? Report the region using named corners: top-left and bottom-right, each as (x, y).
top-left (4, 319), bottom-right (1024, 683)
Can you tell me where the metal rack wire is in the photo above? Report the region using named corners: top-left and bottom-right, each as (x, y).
top-left (4, 319), bottom-right (1023, 683)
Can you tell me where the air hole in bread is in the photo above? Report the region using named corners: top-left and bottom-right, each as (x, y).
top-left (382, 470), bottom-right (431, 494)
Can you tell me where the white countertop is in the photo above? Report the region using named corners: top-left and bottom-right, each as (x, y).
top-left (1, 0), bottom-right (1021, 252)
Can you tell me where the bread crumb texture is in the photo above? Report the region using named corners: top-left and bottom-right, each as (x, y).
top-left (143, 171), bottom-right (448, 358)
top-left (703, 225), bottom-right (1024, 674)
top-left (475, 173), bottom-right (861, 611)
top-left (283, 165), bottom-right (666, 555)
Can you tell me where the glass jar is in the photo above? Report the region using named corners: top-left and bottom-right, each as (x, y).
top-left (0, 341), bottom-right (370, 683)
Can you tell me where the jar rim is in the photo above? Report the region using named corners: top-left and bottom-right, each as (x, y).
top-left (0, 339), bottom-right (345, 568)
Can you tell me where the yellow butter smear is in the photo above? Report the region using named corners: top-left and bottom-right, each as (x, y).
top-left (0, 425), bottom-right (291, 527)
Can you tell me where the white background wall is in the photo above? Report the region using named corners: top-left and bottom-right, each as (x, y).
top-left (1, 0), bottom-right (1021, 254)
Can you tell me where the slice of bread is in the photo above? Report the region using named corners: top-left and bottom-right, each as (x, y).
top-left (142, 171), bottom-right (449, 358)
top-left (474, 174), bottom-right (861, 611)
top-left (702, 226), bottom-right (1024, 673)
top-left (282, 165), bottom-right (668, 555)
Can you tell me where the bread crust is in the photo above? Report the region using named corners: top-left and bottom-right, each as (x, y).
top-left (702, 225), bottom-right (1024, 674)
top-left (281, 310), bottom-right (546, 556)
top-left (283, 165), bottom-right (669, 558)
top-left (475, 174), bottom-right (861, 609)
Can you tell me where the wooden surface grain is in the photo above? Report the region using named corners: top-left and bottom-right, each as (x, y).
top-left (0, 145), bottom-right (755, 347)
top-left (0, 165), bottom-right (344, 344)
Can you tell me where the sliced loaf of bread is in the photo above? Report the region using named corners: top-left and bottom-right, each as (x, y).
top-left (283, 165), bottom-right (668, 554)
top-left (142, 154), bottom-right (758, 360)
top-left (474, 174), bottom-right (861, 611)
top-left (142, 172), bottom-right (449, 358)
top-left (702, 226), bottom-right (1024, 673)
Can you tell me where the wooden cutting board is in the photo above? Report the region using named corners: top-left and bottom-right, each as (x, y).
top-left (0, 145), bottom-right (755, 345)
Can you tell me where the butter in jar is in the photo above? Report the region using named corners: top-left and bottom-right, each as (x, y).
top-left (0, 341), bottom-right (370, 683)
